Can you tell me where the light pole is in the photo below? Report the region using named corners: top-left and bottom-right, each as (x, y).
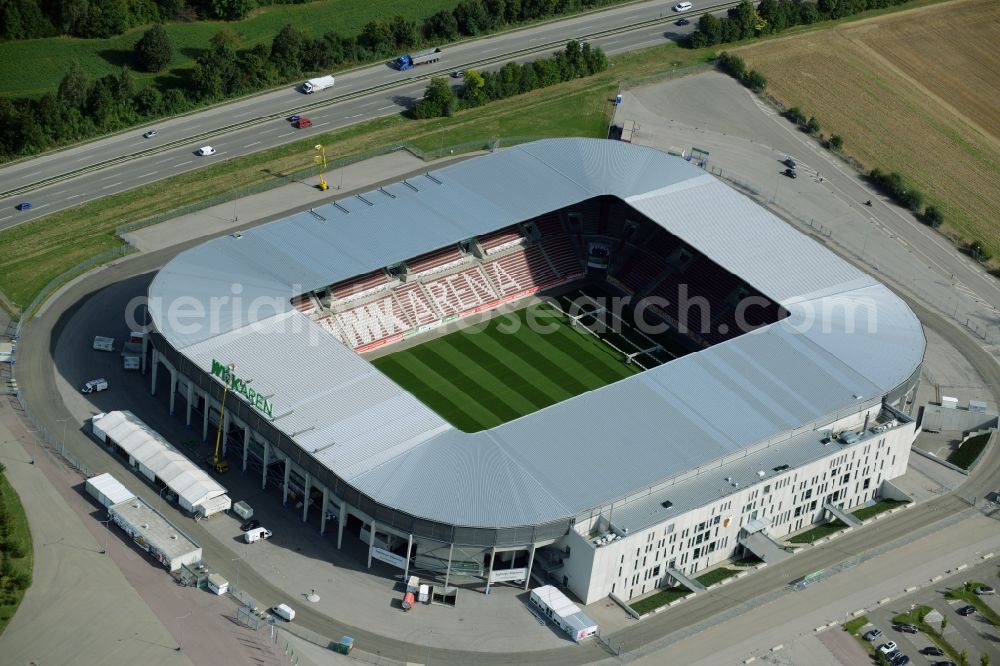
top-left (232, 549), bottom-right (244, 588)
top-left (175, 611), bottom-right (191, 651)
top-left (55, 417), bottom-right (68, 456)
top-left (99, 517), bottom-right (114, 554)
top-left (314, 144), bottom-right (328, 191)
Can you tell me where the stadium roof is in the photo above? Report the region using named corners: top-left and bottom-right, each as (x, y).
top-left (149, 138), bottom-right (925, 530)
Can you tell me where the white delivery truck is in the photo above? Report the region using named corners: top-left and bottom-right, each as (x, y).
top-left (271, 604), bottom-right (296, 621)
top-left (244, 527), bottom-right (272, 543)
top-left (302, 75), bottom-right (335, 93)
top-left (82, 378), bottom-right (109, 393)
top-left (93, 336), bottom-right (115, 351)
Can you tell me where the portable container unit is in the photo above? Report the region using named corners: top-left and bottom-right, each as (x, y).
top-left (529, 586), bottom-right (598, 642)
top-left (93, 336), bottom-right (115, 351)
top-left (207, 573), bottom-right (229, 595)
top-left (233, 501), bottom-right (253, 519)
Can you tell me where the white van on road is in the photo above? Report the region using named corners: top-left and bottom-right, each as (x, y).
top-left (673, 1), bottom-right (693, 10)
top-left (82, 378), bottom-right (109, 393)
top-left (244, 527), bottom-right (272, 543)
top-left (271, 604), bottom-right (295, 621)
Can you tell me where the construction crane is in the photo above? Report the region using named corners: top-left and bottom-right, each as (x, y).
top-left (208, 362), bottom-right (234, 474)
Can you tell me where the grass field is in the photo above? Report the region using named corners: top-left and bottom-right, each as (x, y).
top-left (372, 301), bottom-right (641, 432)
top-left (0, 0), bottom-right (463, 98)
top-left (0, 472), bottom-right (33, 634)
top-left (737, 0), bottom-right (1000, 257)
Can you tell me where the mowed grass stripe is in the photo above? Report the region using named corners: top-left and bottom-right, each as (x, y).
top-left (430, 338), bottom-right (540, 415)
top-left (547, 322), bottom-right (639, 384)
top-left (456, 326), bottom-right (576, 407)
top-left (487, 314), bottom-right (602, 395)
top-left (445, 331), bottom-right (567, 410)
top-left (373, 355), bottom-right (499, 431)
top-left (408, 344), bottom-right (523, 424)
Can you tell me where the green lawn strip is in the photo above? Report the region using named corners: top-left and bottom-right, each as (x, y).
top-left (372, 351), bottom-right (499, 431)
top-left (456, 323), bottom-right (575, 407)
top-left (0, 472), bottom-right (34, 634)
top-left (946, 584), bottom-right (1000, 627)
top-left (629, 587), bottom-right (689, 615)
top-left (535, 307), bottom-right (636, 380)
top-left (695, 567), bottom-right (739, 587)
top-left (842, 615), bottom-right (877, 654)
top-left (788, 519), bottom-right (848, 544)
top-left (946, 432), bottom-right (991, 469)
top-left (851, 499), bottom-right (909, 522)
top-left (891, 607), bottom-right (961, 661)
top-left (0, 0), bottom-right (463, 98)
top-left (487, 317), bottom-right (607, 393)
top-left (429, 338), bottom-right (539, 416)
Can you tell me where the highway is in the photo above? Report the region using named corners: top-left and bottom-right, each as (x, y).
top-left (0, 0), bottom-right (705, 230)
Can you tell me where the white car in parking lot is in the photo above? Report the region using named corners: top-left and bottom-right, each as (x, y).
top-left (197, 146), bottom-right (216, 156)
top-left (879, 641), bottom-right (898, 655)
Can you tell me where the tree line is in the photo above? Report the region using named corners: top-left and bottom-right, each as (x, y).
top-left (412, 40), bottom-right (607, 118)
top-left (1, 0), bottom-right (626, 41)
top-left (688, 0), bottom-right (915, 48)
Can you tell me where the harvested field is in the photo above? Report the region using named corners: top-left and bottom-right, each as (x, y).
top-left (738, 0), bottom-right (1000, 256)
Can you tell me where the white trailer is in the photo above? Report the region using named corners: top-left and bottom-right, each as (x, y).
top-left (93, 336), bottom-right (115, 351)
top-left (302, 75), bottom-right (335, 93)
top-left (529, 586), bottom-right (598, 642)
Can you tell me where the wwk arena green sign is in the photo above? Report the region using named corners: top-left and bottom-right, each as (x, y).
top-left (211, 360), bottom-right (273, 418)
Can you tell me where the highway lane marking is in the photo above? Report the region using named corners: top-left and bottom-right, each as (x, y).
top-left (376, 105), bottom-right (396, 111)
top-left (137, 171), bottom-right (158, 178)
top-left (259, 128), bottom-right (280, 133)
top-left (347, 114), bottom-right (362, 119)
top-left (0, 215), bottom-right (11, 221)
top-left (176, 160), bottom-right (193, 166)
top-left (234, 110), bottom-right (254, 117)
top-left (101, 182), bottom-right (123, 189)
top-left (278, 132), bottom-right (295, 137)
top-left (33, 203), bottom-right (48, 209)
top-left (65, 194), bottom-right (82, 200)
top-left (244, 141), bottom-right (262, 148)
top-left (100, 173), bottom-right (120, 180)
top-left (314, 122), bottom-right (329, 127)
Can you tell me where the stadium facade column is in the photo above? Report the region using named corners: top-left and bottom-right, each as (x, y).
top-left (301, 472), bottom-right (311, 522)
top-left (168, 369), bottom-right (177, 416)
top-left (242, 426), bottom-right (250, 472)
top-left (337, 500), bottom-right (347, 548)
top-left (524, 544), bottom-right (536, 591)
top-left (367, 521), bottom-right (377, 568)
top-left (403, 534), bottom-right (413, 579)
top-left (221, 410), bottom-right (230, 456)
top-left (201, 395), bottom-right (210, 441)
top-left (185, 382), bottom-right (194, 427)
top-left (444, 543), bottom-right (454, 590)
top-left (261, 441), bottom-right (270, 489)
top-left (486, 546), bottom-right (497, 593)
top-left (319, 487), bottom-right (330, 536)
top-left (282, 457), bottom-right (291, 506)
top-left (150, 348), bottom-right (159, 395)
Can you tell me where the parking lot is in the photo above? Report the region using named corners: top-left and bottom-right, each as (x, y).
top-left (858, 562), bottom-right (1000, 664)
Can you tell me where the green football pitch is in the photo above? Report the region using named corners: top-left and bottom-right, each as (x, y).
top-left (371, 302), bottom-right (641, 432)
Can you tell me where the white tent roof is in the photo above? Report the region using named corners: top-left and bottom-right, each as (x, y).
top-left (93, 411), bottom-right (227, 510)
top-left (86, 472), bottom-right (136, 505)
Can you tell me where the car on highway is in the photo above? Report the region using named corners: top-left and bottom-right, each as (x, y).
top-left (784, 156), bottom-right (797, 168)
top-left (973, 585), bottom-right (994, 594)
top-left (863, 628), bottom-right (883, 641)
top-left (783, 167), bottom-right (797, 179)
top-left (956, 604), bottom-right (976, 616)
top-left (672, 1), bottom-right (692, 10)
top-left (240, 519), bottom-right (261, 532)
top-left (451, 70), bottom-right (465, 78)
top-left (287, 114), bottom-right (301, 123)
top-left (143, 129), bottom-right (158, 138)
top-left (675, 18), bottom-right (690, 25)
top-left (197, 146), bottom-right (216, 156)
top-left (15, 202), bottom-right (32, 210)
top-left (895, 623), bottom-right (919, 634)
top-left (293, 117), bottom-right (312, 129)
top-left (879, 642), bottom-right (898, 655)
top-left (922, 646), bottom-right (945, 656)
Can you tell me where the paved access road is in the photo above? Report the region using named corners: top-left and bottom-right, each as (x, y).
top-left (0, 0), bottom-right (708, 229)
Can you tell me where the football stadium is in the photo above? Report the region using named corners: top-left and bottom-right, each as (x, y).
top-left (145, 138), bottom-right (925, 605)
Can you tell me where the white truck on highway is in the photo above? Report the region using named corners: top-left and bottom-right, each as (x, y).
top-left (302, 75), bottom-right (335, 93)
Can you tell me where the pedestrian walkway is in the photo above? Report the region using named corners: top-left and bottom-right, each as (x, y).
top-left (823, 501), bottom-right (862, 528)
top-left (666, 566), bottom-right (705, 593)
top-left (738, 530), bottom-right (792, 564)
